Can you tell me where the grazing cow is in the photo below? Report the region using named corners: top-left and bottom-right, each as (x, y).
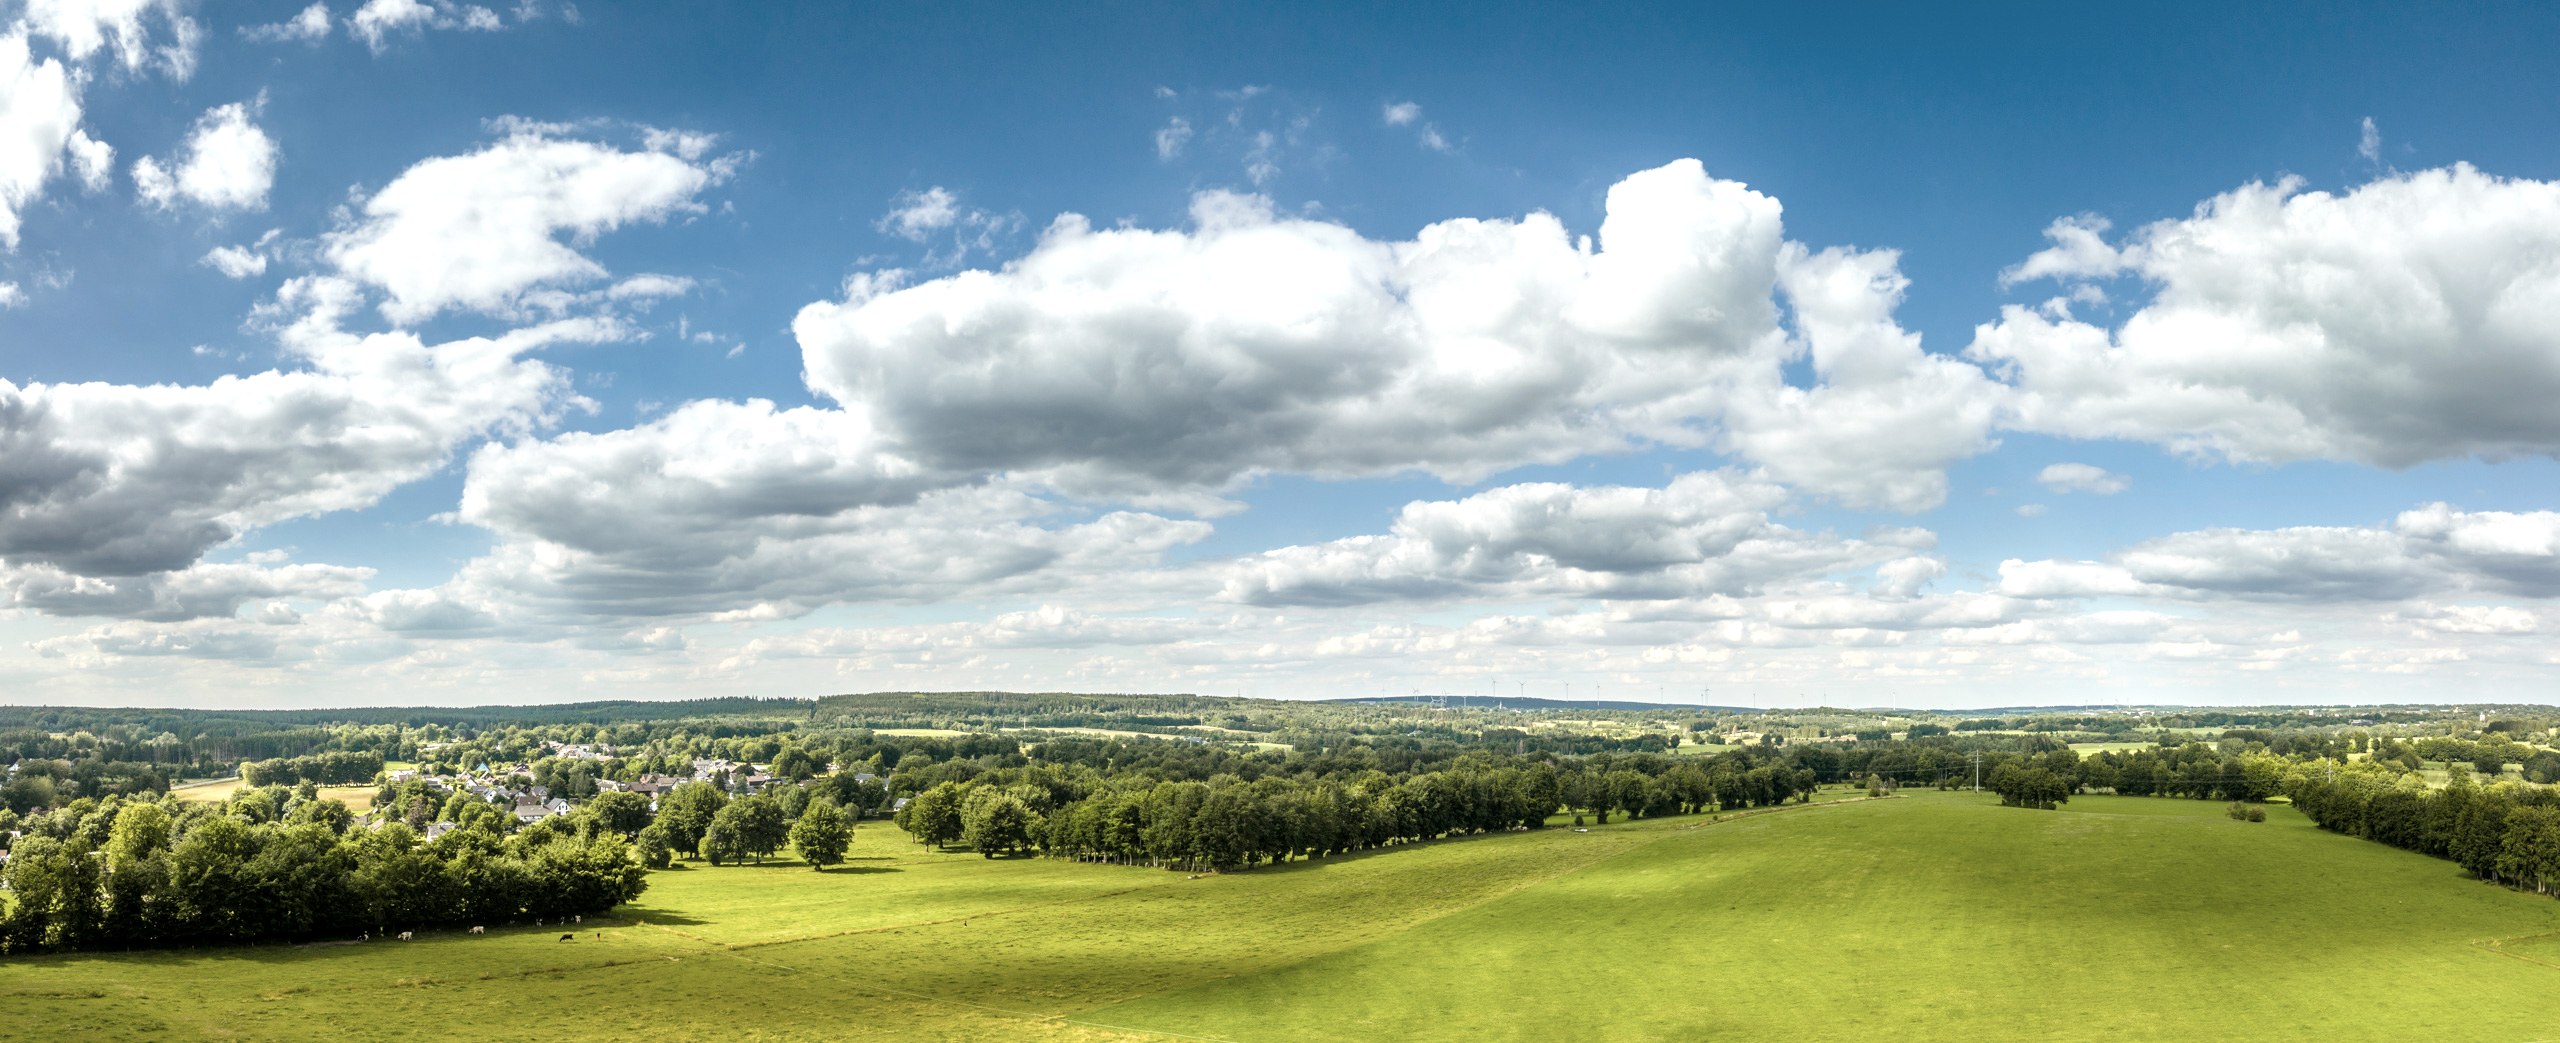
top-left (398, 931), bottom-right (413, 941)
top-left (557, 934), bottom-right (574, 942)
top-left (574, 915), bottom-right (583, 924)
top-left (358, 933), bottom-right (368, 942)
top-left (469, 926), bottom-right (485, 934)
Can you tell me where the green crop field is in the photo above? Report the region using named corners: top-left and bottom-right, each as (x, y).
top-left (6, 790), bottom-right (2557, 1042)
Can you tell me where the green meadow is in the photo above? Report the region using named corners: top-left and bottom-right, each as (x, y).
top-left (6, 790), bottom-right (2557, 1042)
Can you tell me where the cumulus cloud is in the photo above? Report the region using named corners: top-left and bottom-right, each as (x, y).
top-left (875, 186), bottom-right (1021, 268)
top-left (323, 123), bottom-right (729, 324)
top-left (1153, 116), bottom-right (1192, 160)
top-left (132, 99), bottom-right (278, 211)
top-left (2, 559), bottom-right (373, 621)
top-left (0, 271), bottom-right (609, 582)
top-left (1215, 471), bottom-right (1920, 607)
top-left (20, 0), bottom-right (201, 78)
top-left (432, 400), bottom-right (1209, 622)
top-left (35, 619), bottom-right (285, 663)
top-left (241, 2), bottom-right (332, 44)
top-left (2036, 462), bottom-right (2127, 495)
top-left (200, 230), bottom-right (279, 279)
top-left (1976, 164), bottom-right (2560, 467)
top-left (1999, 503), bottom-right (2560, 603)
top-left (2391, 602), bottom-right (2537, 636)
top-left (1722, 244), bottom-right (2004, 510)
top-left (0, 5), bottom-right (198, 250)
top-left (798, 160), bottom-right (1995, 508)
top-left (1381, 100), bottom-right (1451, 152)
top-left (0, 31), bottom-right (85, 250)
top-left (348, 0), bottom-right (501, 51)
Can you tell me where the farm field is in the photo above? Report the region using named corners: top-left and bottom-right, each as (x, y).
top-left (5, 790), bottom-right (2557, 1041)
top-left (168, 778), bottom-right (377, 809)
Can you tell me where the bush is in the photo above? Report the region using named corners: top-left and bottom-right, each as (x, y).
top-left (2247, 806), bottom-right (2266, 823)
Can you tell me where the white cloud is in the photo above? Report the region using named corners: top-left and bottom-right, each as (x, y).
top-left (348, 0), bottom-right (501, 51)
top-left (64, 128), bottom-right (110, 192)
top-left (0, 282), bottom-right (23, 308)
top-left (201, 244), bottom-right (266, 278)
top-left (132, 99), bottom-right (278, 211)
top-left (1998, 214), bottom-right (2119, 287)
top-left (0, 32), bottom-right (84, 250)
top-left (242, 2), bottom-right (332, 44)
top-left (2, 559), bottom-right (373, 621)
top-left (436, 399), bottom-right (1209, 623)
top-left (1871, 556), bottom-right (1947, 598)
top-left (797, 160), bottom-right (1995, 509)
top-left (2014, 503), bottom-right (2048, 518)
top-left (21, 0), bottom-right (200, 78)
top-left (1999, 503), bottom-right (2560, 604)
top-left (2392, 602), bottom-right (2537, 636)
top-left (0, 3), bottom-right (198, 250)
top-left (1380, 101), bottom-right (1451, 153)
top-left (2036, 462), bottom-right (2128, 495)
top-left (35, 619), bottom-right (286, 663)
top-left (323, 124), bottom-right (726, 324)
top-left (1721, 244), bottom-right (2004, 510)
top-left (875, 186), bottom-right (1020, 268)
top-left (201, 229), bottom-right (281, 280)
top-left (1215, 472), bottom-right (1918, 607)
top-left (1976, 165), bottom-right (2560, 467)
top-left (603, 273), bottom-right (691, 300)
top-left (2358, 117), bottom-right (2382, 165)
top-left (1153, 116), bottom-right (1192, 160)
top-left (0, 273), bottom-right (609, 581)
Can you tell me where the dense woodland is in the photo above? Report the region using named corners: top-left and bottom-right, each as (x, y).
top-left (4, 695), bottom-right (2557, 954)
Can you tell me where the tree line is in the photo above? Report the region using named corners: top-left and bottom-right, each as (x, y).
top-left (239, 751), bottom-right (386, 787)
top-left (888, 754), bottom-right (1821, 872)
top-left (2288, 766), bottom-right (2560, 896)
top-left (0, 791), bottom-right (647, 955)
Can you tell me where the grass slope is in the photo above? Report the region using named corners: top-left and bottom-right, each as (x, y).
top-left (5, 792), bottom-right (2556, 1041)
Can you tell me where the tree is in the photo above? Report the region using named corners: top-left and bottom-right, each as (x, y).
top-left (634, 820), bottom-right (676, 869)
top-left (1990, 765), bottom-right (2070, 810)
top-left (900, 783), bottom-right (966, 849)
top-left (711, 796), bottom-right (789, 864)
top-left (698, 819), bottom-right (740, 866)
top-left (789, 801), bottom-right (853, 870)
top-left (656, 782), bottom-right (728, 859)
top-left (588, 791), bottom-right (653, 836)
top-left (772, 747), bottom-right (819, 781)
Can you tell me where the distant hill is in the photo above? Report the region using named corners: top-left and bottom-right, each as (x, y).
top-left (1325, 695), bottom-right (1758, 713)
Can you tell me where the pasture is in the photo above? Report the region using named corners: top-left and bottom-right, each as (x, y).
top-left (5, 790), bottom-right (2557, 1041)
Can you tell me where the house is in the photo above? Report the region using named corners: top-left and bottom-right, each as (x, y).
top-left (514, 804), bottom-right (555, 826)
top-left (544, 797), bottom-right (572, 815)
top-left (424, 821), bottom-right (458, 841)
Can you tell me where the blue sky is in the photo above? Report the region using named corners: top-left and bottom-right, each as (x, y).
top-left (4, 0), bottom-right (2560, 707)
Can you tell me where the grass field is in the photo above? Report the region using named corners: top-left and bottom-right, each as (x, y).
top-left (6, 790), bottom-right (2558, 1041)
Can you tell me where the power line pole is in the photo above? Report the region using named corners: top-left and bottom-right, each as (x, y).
top-left (1972, 753), bottom-right (1981, 792)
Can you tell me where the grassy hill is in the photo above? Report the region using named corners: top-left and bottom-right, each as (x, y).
top-left (6, 790), bottom-right (2557, 1041)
